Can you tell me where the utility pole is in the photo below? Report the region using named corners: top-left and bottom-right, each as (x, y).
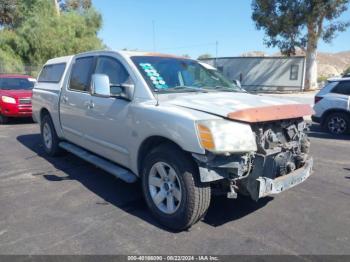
top-left (152, 20), bottom-right (156, 52)
top-left (53, 0), bottom-right (60, 16)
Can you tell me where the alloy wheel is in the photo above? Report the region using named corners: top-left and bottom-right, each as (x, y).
top-left (43, 122), bottom-right (53, 149)
top-left (148, 162), bottom-right (182, 214)
top-left (328, 116), bottom-right (347, 134)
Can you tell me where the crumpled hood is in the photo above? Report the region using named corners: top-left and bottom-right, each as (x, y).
top-left (163, 92), bottom-right (313, 122)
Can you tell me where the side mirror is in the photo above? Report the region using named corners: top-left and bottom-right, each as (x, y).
top-left (91, 74), bottom-right (111, 97)
top-left (111, 83), bottom-right (134, 101)
top-left (91, 73), bottom-right (135, 101)
top-left (121, 83), bottom-right (134, 101)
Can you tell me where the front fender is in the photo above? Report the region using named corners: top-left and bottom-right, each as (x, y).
top-left (127, 101), bottom-right (220, 175)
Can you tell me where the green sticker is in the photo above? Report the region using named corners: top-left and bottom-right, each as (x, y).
top-left (139, 63), bottom-right (167, 88)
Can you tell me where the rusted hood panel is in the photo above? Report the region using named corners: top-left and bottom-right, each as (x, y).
top-left (164, 92), bottom-right (314, 122)
top-left (227, 104), bottom-right (314, 123)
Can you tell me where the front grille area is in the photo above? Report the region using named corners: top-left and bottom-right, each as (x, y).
top-left (19, 98), bottom-right (32, 105)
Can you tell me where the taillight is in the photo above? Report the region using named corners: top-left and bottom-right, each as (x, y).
top-left (314, 96), bottom-right (323, 104)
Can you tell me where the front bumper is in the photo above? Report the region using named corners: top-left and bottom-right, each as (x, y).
top-left (257, 158), bottom-right (313, 198)
top-left (0, 103), bottom-right (32, 117)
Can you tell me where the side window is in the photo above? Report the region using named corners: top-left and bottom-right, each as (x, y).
top-left (95, 56), bottom-right (130, 84)
top-left (331, 81), bottom-right (350, 95)
top-left (290, 65), bottom-right (299, 80)
top-left (38, 63), bottom-right (66, 83)
top-left (69, 57), bottom-right (95, 92)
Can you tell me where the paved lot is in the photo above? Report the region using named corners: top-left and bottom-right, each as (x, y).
top-left (0, 119), bottom-right (349, 255)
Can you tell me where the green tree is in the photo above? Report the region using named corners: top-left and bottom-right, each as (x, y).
top-left (0, 0), bottom-right (103, 72)
top-left (252, 0), bottom-right (350, 90)
top-left (59, 0), bottom-right (92, 12)
top-left (0, 0), bottom-right (18, 27)
top-left (197, 53), bottom-right (212, 60)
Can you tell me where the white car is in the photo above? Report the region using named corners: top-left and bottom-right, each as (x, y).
top-left (312, 78), bottom-right (350, 134)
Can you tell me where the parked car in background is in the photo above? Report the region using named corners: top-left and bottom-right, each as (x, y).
top-left (32, 51), bottom-right (313, 230)
top-left (0, 74), bottom-right (36, 124)
top-left (312, 77), bottom-right (350, 135)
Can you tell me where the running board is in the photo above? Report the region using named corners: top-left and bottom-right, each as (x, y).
top-left (59, 142), bottom-right (137, 183)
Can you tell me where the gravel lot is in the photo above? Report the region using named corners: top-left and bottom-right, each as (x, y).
top-left (0, 119), bottom-right (349, 255)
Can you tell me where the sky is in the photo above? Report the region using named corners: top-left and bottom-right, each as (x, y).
top-left (92, 0), bottom-right (350, 58)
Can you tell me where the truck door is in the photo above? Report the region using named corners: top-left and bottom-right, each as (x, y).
top-left (60, 56), bottom-right (96, 147)
top-left (82, 55), bottom-right (134, 166)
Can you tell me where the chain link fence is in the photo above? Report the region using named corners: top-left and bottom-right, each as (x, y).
top-left (0, 63), bottom-right (42, 79)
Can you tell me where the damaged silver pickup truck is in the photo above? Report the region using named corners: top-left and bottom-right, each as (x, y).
top-left (32, 50), bottom-right (313, 230)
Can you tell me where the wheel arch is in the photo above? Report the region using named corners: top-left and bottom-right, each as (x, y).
top-left (321, 109), bottom-right (350, 126)
top-left (40, 107), bottom-right (51, 123)
top-left (137, 136), bottom-right (190, 175)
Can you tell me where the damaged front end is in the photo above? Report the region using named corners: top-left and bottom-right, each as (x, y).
top-left (193, 118), bottom-right (313, 201)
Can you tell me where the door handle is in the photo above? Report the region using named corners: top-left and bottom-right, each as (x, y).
top-left (62, 96), bottom-right (68, 103)
top-left (87, 101), bottom-right (95, 109)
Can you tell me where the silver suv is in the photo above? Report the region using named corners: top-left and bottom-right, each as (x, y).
top-left (313, 78), bottom-right (350, 135)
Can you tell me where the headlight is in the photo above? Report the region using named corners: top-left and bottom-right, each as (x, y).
top-left (1, 96), bottom-right (16, 104)
top-left (196, 119), bottom-right (257, 153)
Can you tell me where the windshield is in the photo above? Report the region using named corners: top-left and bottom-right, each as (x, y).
top-left (0, 78), bottom-right (35, 90)
top-left (131, 56), bottom-right (241, 93)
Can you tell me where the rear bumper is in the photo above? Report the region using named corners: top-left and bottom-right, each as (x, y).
top-left (257, 158), bottom-right (313, 198)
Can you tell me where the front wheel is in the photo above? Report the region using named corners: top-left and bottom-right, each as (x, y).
top-left (325, 112), bottom-right (350, 135)
top-left (142, 143), bottom-right (211, 231)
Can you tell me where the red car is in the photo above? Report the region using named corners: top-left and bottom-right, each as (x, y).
top-left (0, 74), bottom-right (36, 124)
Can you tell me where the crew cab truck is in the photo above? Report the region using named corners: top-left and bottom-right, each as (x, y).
top-left (32, 50), bottom-right (314, 231)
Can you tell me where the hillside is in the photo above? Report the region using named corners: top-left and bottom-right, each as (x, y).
top-left (317, 51), bottom-right (350, 77)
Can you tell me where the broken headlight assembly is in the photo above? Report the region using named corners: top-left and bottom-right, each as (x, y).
top-left (196, 119), bottom-right (257, 154)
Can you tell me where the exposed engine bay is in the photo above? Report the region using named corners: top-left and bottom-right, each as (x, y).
top-left (193, 117), bottom-right (312, 200)
top-left (251, 117), bottom-right (310, 179)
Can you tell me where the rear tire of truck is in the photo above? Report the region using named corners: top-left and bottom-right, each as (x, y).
top-left (324, 112), bottom-right (350, 135)
top-left (41, 114), bottom-right (62, 157)
top-left (141, 143), bottom-right (211, 231)
top-left (0, 114), bottom-right (8, 124)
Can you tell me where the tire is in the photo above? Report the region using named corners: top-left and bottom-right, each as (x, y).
top-left (141, 143), bottom-right (211, 231)
top-left (324, 112), bottom-right (350, 135)
top-left (0, 114), bottom-right (8, 124)
top-left (40, 114), bottom-right (62, 156)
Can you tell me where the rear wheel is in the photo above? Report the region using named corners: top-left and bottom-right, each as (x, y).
top-left (0, 114), bottom-right (8, 124)
top-left (41, 114), bottom-right (62, 156)
top-left (142, 143), bottom-right (211, 231)
top-left (325, 112), bottom-right (350, 135)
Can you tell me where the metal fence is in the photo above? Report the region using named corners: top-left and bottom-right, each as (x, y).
top-left (0, 64), bottom-right (42, 78)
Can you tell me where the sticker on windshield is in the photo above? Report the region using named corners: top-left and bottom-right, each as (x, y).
top-left (139, 63), bottom-right (168, 89)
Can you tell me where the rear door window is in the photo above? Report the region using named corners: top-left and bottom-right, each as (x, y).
top-left (38, 63), bottom-right (66, 83)
top-left (69, 57), bottom-right (95, 92)
top-left (331, 81), bottom-right (350, 95)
